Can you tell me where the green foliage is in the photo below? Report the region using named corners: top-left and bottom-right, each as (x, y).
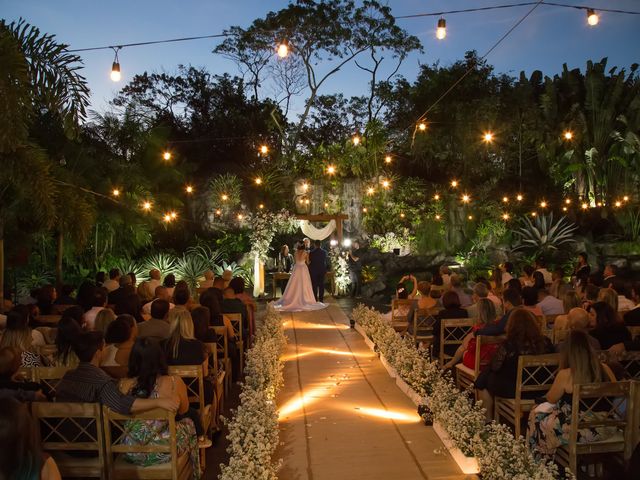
top-left (143, 252), bottom-right (178, 277)
top-left (209, 173), bottom-right (243, 210)
top-left (414, 219), bottom-right (448, 255)
top-left (475, 219), bottom-right (510, 249)
top-left (213, 261), bottom-right (253, 287)
top-left (110, 258), bottom-right (149, 283)
top-left (361, 265), bottom-right (379, 284)
top-left (514, 213), bottom-right (578, 257)
top-left (617, 208), bottom-right (640, 242)
top-left (214, 231), bottom-right (251, 260)
top-left (174, 253), bottom-right (211, 292)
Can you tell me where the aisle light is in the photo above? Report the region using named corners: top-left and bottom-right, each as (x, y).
top-left (587, 9), bottom-right (599, 26)
top-left (436, 18), bottom-right (447, 40)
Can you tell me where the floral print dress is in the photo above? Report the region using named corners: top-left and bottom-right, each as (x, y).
top-left (123, 380), bottom-right (201, 479)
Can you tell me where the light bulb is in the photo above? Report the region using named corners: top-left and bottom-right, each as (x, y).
top-left (237, 213), bottom-right (244, 220)
top-left (462, 194), bottom-right (470, 203)
top-left (302, 182), bottom-right (309, 191)
top-left (540, 201), bottom-right (547, 208)
top-left (260, 145), bottom-right (268, 155)
top-left (483, 132), bottom-right (494, 143)
top-left (562, 207), bottom-right (568, 212)
top-left (581, 203), bottom-right (589, 210)
top-left (185, 185), bottom-right (193, 194)
top-left (162, 151), bottom-right (172, 161)
top-left (163, 213), bottom-right (172, 223)
top-left (112, 188), bottom-right (120, 197)
top-left (352, 135), bottom-right (360, 146)
top-left (255, 177), bottom-right (262, 185)
top-left (587, 9), bottom-right (599, 26)
top-left (362, 207), bottom-right (368, 213)
top-left (259, 204), bottom-right (264, 209)
top-left (502, 213), bottom-right (510, 220)
top-left (516, 194), bottom-right (523, 201)
top-left (142, 201), bottom-right (152, 211)
top-left (110, 62), bottom-right (121, 82)
top-left (170, 211), bottom-right (177, 219)
top-left (564, 131), bottom-right (573, 140)
top-left (436, 18), bottom-right (447, 40)
top-left (277, 42), bottom-right (289, 58)
top-left (382, 180), bottom-right (390, 189)
top-left (367, 187), bottom-right (375, 195)
top-left (384, 155), bottom-right (392, 164)
top-left (565, 198), bottom-right (571, 205)
top-left (215, 209), bottom-right (222, 215)
top-left (434, 194), bottom-right (440, 201)
top-left (615, 201), bottom-right (622, 207)
top-left (502, 196), bottom-right (509, 203)
top-left (531, 212), bottom-right (537, 217)
top-left (435, 214), bottom-right (441, 220)
top-left (451, 180), bottom-right (458, 188)
top-left (468, 215), bottom-right (473, 220)
top-left (221, 194), bottom-right (228, 201)
top-left (327, 165), bottom-right (336, 175)
top-left (418, 122), bottom-right (427, 131)
top-left (623, 195), bottom-right (629, 202)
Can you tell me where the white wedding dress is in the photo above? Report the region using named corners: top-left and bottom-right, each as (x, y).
top-left (274, 251), bottom-right (327, 312)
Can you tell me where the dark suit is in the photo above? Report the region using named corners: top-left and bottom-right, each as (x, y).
top-left (308, 247), bottom-right (328, 302)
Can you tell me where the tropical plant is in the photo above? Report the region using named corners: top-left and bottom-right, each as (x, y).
top-left (209, 173), bottom-right (243, 211)
top-left (618, 208), bottom-right (640, 242)
top-left (213, 261), bottom-right (253, 287)
top-left (361, 265), bottom-right (379, 283)
top-left (186, 243), bottom-right (223, 268)
top-left (513, 213), bottom-right (578, 257)
top-left (143, 252), bottom-right (178, 277)
top-left (174, 253), bottom-right (211, 292)
top-left (110, 258), bottom-right (148, 283)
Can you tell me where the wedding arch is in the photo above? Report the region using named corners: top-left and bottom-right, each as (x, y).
top-left (296, 213), bottom-right (349, 242)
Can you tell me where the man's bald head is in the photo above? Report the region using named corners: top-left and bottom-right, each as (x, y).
top-left (154, 285), bottom-right (169, 301)
top-left (568, 307), bottom-right (590, 330)
top-left (150, 269), bottom-right (161, 280)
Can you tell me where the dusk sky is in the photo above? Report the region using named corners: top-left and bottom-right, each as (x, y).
top-left (3, 1), bottom-right (639, 118)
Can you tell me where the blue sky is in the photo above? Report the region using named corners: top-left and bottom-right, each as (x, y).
top-left (3, 1), bottom-right (639, 117)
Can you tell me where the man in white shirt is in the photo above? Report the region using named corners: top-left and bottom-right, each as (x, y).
top-left (501, 262), bottom-right (514, 286)
top-left (534, 258), bottom-right (553, 285)
top-left (142, 286), bottom-right (175, 316)
top-left (537, 289), bottom-right (564, 315)
top-left (602, 264), bottom-right (617, 288)
top-left (141, 269), bottom-right (162, 300)
top-left (199, 270), bottom-right (215, 289)
top-left (102, 269), bottom-right (121, 293)
top-left (83, 288), bottom-right (107, 330)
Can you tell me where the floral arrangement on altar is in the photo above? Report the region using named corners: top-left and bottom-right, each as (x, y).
top-left (329, 248), bottom-right (351, 294)
top-left (369, 229), bottom-right (415, 255)
top-left (246, 209), bottom-right (298, 262)
top-left (219, 305), bottom-right (287, 480)
top-left (352, 305), bottom-right (562, 480)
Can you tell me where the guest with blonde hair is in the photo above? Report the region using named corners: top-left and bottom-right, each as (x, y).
top-left (597, 287), bottom-right (618, 313)
top-left (94, 308), bottom-right (116, 336)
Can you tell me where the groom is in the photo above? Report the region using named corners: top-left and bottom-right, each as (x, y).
top-left (308, 240), bottom-right (328, 302)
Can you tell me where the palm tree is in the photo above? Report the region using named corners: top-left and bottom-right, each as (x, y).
top-left (0, 20), bottom-right (89, 307)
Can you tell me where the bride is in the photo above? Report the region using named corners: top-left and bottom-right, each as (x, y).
top-left (274, 241), bottom-right (327, 312)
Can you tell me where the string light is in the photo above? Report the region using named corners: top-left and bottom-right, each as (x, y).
top-left (255, 177), bottom-right (262, 185)
top-left (221, 194), bottom-right (228, 201)
top-left (502, 196), bottom-right (509, 203)
top-left (111, 188), bottom-right (120, 197)
top-left (384, 155), bottom-right (392, 164)
top-left (434, 194), bottom-right (440, 201)
top-left (162, 151), bottom-right (172, 161)
top-left (259, 145), bottom-right (268, 155)
top-left (587, 8), bottom-right (599, 26)
top-left (435, 214), bottom-right (441, 220)
top-left (436, 18), bottom-right (447, 40)
top-left (623, 195), bottom-right (629, 202)
top-left (516, 194), bottom-right (523, 201)
top-left (450, 180), bottom-right (458, 188)
top-left (531, 212), bottom-right (537, 217)
top-left (276, 41), bottom-right (289, 58)
top-left (468, 215), bottom-right (473, 220)
top-left (259, 203), bottom-right (264, 209)
top-left (615, 200), bottom-right (622, 208)
top-left (462, 193), bottom-right (470, 203)
top-left (327, 165), bottom-right (336, 175)
top-left (382, 179), bottom-right (390, 189)
top-left (540, 201), bottom-right (548, 208)
top-left (483, 132), bottom-right (494, 143)
top-left (367, 186), bottom-right (375, 195)
top-left (142, 201), bottom-right (152, 211)
top-left (563, 131), bottom-right (573, 140)
top-left (215, 209), bottom-right (222, 215)
top-left (185, 185), bottom-right (194, 194)
top-left (324, 202), bottom-right (329, 208)
top-left (597, 201), bottom-right (603, 207)
top-left (581, 202), bottom-right (589, 210)
top-left (110, 48), bottom-right (121, 82)
top-left (170, 211), bottom-right (177, 219)
top-left (302, 182), bottom-right (309, 192)
top-left (565, 198), bottom-right (571, 205)
top-left (362, 207), bottom-right (368, 213)
top-left (418, 122), bottom-right (427, 131)
top-left (163, 213), bottom-right (172, 223)
top-left (562, 206), bottom-right (568, 212)
top-left (502, 213), bottom-right (510, 220)
top-left (304, 199), bottom-right (310, 205)
top-left (400, 212), bottom-right (405, 218)
top-left (237, 213), bottom-right (244, 220)
top-left (352, 135), bottom-right (361, 146)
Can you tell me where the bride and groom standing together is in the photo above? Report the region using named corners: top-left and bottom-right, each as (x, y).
top-left (274, 238), bottom-right (329, 312)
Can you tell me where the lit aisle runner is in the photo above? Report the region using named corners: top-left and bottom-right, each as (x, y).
top-left (276, 302), bottom-right (469, 480)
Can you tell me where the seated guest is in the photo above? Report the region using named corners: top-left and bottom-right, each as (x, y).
top-left (549, 268), bottom-right (566, 299)
top-left (199, 290), bottom-right (235, 340)
top-left (573, 252), bottom-right (590, 291)
top-left (534, 257), bottom-right (553, 285)
top-left (476, 288), bottom-right (523, 337)
top-left (489, 268), bottom-right (502, 292)
top-left (527, 330), bottom-right (616, 461)
top-left (222, 287), bottom-right (248, 327)
top-left (115, 294), bottom-right (145, 324)
top-left (103, 268), bottom-right (121, 293)
top-left (191, 306), bottom-right (217, 343)
top-left (522, 287), bottom-right (543, 316)
top-left (612, 279), bottom-right (635, 311)
top-left (439, 265), bottom-right (452, 286)
top-left (95, 271), bottom-right (106, 288)
top-left (228, 277), bottom-right (256, 337)
top-left (537, 288), bottom-right (564, 316)
top-left (382, 281), bottom-right (417, 329)
top-left (83, 288), bottom-right (107, 330)
top-left (0, 347), bottom-right (47, 401)
top-left (173, 282), bottom-right (193, 310)
top-left (0, 309), bottom-right (42, 367)
top-left (94, 308), bottom-right (116, 336)
top-left (0, 397), bottom-right (62, 479)
top-left (430, 273), bottom-right (444, 297)
top-left (555, 308), bottom-right (600, 352)
top-left (164, 309), bottom-right (213, 403)
top-left (56, 331), bottom-right (179, 415)
top-left (597, 287), bottom-right (618, 314)
top-left (552, 290), bottom-right (582, 332)
top-left (142, 286), bottom-right (175, 316)
top-left (36, 285), bottom-right (57, 315)
top-left (602, 264), bottom-right (617, 288)
top-left (476, 309), bottom-right (554, 421)
top-left (140, 269), bottom-right (162, 302)
top-left (75, 282), bottom-right (96, 312)
top-left (108, 275), bottom-right (134, 306)
top-left (500, 262), bottom-right (514, 286)
top-left (520, 265), bottom-right (535, 287)
top-left (624, 282), bottom-right (640, 326)
top-left (466, 283), bottom-right (498, 318)
top-left (199, 270), bottom-right (215, 289)
top-left (506, 277), bottom-right (522, 293)
top-left (532, 271), bottom-right (546, 290)
top-left (127, 272), bottom-right (137, 288)
top-left (473, 278), bottom-right (502, 312)
top-left (163, 273), bottom-right (176, 298)
top-left (431, 291), bottom-right (468, 359)
top-left (416, 281), bottom-right (437, 310)
top-left (448, 274), bottom-right (473, 307)
top-left (137, 299), bottom-right (171, 343)
top-left (51, 316), bottom-right (82, 367)
top-left (222, 270), bottom-right (233, 288)
top-left (101, 315), bottom-right (137, 367)
top-left (443, 299), bottom-right (500, 370)
top-left (118, 338), bottom-right (204, 470)
top-left (588, 302), bottom-right (631, 350)
top-left (54, 284), bottom-right (76, 306)
top-left (582, 284), bottom-right (599, 310)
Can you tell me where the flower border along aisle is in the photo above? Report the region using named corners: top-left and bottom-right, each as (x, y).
top-left (351, 305), bottom-right (561, 480)
top-left (219, 305), bottom-right (286, 480)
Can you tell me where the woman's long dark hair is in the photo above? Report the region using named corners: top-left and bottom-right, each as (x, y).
top-left (191, 306), bottom-right (211, 341)
top-left (199, 289), bottom-right (223, 326)
top-left (0, 397), bottom-right (42, 479)
top-left (56, 316), bottom-right (81, 365)
top-left (127, 338), bottom-right (168, 399)
top-left (115, 293), bottom-right (143, 322)
top-left (506, 308), bottom-right (548, 353)
top-left (591, 301), bottom-right (619, 329)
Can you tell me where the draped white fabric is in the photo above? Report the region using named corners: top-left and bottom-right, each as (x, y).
top-left (298, 219), bottom-right (336, 240)
top-left (253, 254), bottom-right (265, 297)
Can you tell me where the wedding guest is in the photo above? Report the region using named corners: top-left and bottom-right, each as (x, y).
top-left (0, 397), bottom-right (62, 479)
top-left (163, 274), bottom-right (176, 298)
top-left (141, 269), bottom-right (162, 301)
top-left (501, 262), bottom-right (514, 286)
top-left (443, 299), bottom-right (500, 370)
top-left (416, 281), bottom-right (437, 310)
top-left (506, 278), bottom-right (522, 293)
top-left (191, 306), bottom-right (217, 343)
top-left (128, 272), bottom-right (137, 288)
top-left (102, 269), bottom-right (121, 293)
top-left (449, 274), bottom-right (473, 307)
top-left (51, 316), bottom-right (82, 367)
top-left (573, 252), bottom-right (590, 290)
top-left (532, 271), bottom-right (546, 290)
top-left (588, 302), bottom-right (631, 350)
top-left (382, 280), bottom-right (417, 329)
top-left (229, 277), bottom-right (256, 330)
top-left (222, 287), bottom-right (248, 328)
top-left (115, 293), bottom-right (144, 324)
top-left (36, 285), bottom-right (57, 315)
top-left (549, 268), bottom-right (566, 299)
top-left (95, 271), bottom-right (106, 288)
top-left (520, 265), bottom-right (535, 287)
top-left (522, 287), bottom-right (543, 316)
top-left (108, 274), bottom-right (134, 306)
top-left (537, 289), bottom-right (564, 316)
top-left (173, 282), bottom-right (193, 310)
top-left (466, 283), bottom-right (502, 318)
top-left (527, 330), bottom-right (616, 460)
top-left (348, 241), bottom-right (363, 298)
top-left (0, 309), bottom-right (42, 367)
top-left (602, 264), bottom-right (617, 288)
top-left (582, 284), bottom-right (599, 310)
top-left (476, 309), bottom-right (554, 421)
top-left (439, 265), bottom-right (452, 286)
top-left (221, 270), bottom-right (233, 288)
top-left (199, 270), bottom-right (215, 289)
top-left (94, 308), bottom-right (116, 336)
top-left (199, 289), bottom-right (235, 340)
top-left (431, 291), bottom-right (469, 359)
top-left (55, 284), bottom-right (76, 306)
top-left (137, 299), bottom-right (171, 343)
top-left (83, 288), bottom-right (107, 330)
top-left (597, 287), bottom-right (618, 313)
top-left (489, 268), bottom-right (502, 292)
top-left (623, 282), bottom-right (640, 325)
top-left (612, 279), bottom-right (635, 311)
top-left (0, 347), bottom-right (47, 401)
top-left (534, 257), bottom-right (553, 285)
top-left (555, 308), bottom-right (600, 352)
top-left (101, 315), bottom-right (137, 367)
top-left (430, 273), bottom-right (445, 297)
top-left (551, 291), bottom-right (581, 331)
top-left (475, 288), bottom-right (522, 337)
top-left (142, 286), bottom-right (175, 316)
top-left (76, 282), bottom-right (95, 312)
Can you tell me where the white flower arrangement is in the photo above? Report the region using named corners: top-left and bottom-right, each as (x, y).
top-left (352, 305), bottom-right (562, 480)
top-left (246, 209), bottom-right (298, 262)
top-left (219, 305), bottom-right (287, 480)
top-left (370, 229), bottom-right (415, 254)
top-left (329, 248), bottom-right (351, 294)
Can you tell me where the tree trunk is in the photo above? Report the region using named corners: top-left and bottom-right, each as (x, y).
top-left (0, 220), bottom-right (4, 313)
top-left (55, 229), bottom-right (64, 290)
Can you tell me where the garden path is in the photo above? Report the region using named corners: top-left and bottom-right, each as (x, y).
top-left (276, 302), bottom-right (470, 480)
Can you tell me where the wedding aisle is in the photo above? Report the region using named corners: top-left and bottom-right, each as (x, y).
top-left (276, 302), bottom-right (470, 480)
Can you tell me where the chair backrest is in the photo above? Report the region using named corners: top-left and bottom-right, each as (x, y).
top-left (599, 350), bottom-right (640, 380)
top-left (36, 366), bottom-right (73, 396)
top-left (37, 315), bottom-right (62, 325)
top-left (204, 342), bottom-right (218, 375)
top-left (102, 406), bottom-right (180, 479)
top-left (38, 344), bottom-right (58, 358)
top-left (35, 326), bottom-right (57, 344)
top-left (17, 366), bottom-right (37, 382)
top-left (211, 326), bottom-right (229, 363)
top-left (569, 381), bottom-right (635, 460)
top-left (168, 362), bottom-right (207, 414)
top-left (226, 313), bottom-right (243, 342)
top-left (391, 299), bottom-right (415, 321)
top-left (515, 353), bottom-right (560, 399)
top-left (474, 335), bottom-right (506, 374)
top-left (413, 309), bottom-right (436, 340)
top-left (439, 318), bottom-right (475, 366)
top-left (33, 402), bottom-right (104, 456)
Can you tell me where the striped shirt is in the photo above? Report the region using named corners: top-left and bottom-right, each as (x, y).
top-left (56, 362), bottom-right (134, 414)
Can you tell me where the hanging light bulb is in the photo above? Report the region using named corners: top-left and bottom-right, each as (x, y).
top-left (362, 207), bottom-right (368, 213)
top-left (418, 122), bottom-right (427, 131)
top-left (162, 151), bottom-right (172, 161)
top-left (163, 213), bottom-right (172, 223)
top-left (540, 201), bottom-right (548, 208)
top-left (382, 179), bottom-right (390, 189)
top-left (565, 198), bottom-right (571, 205)
top-left (483, 132), bottom-right (494, 143)
top-left (302, 182), bottom-right (309, 192)
top-left (502, 213), bottom-right (510, 220)
top-left (327, 165), bottom-right (336, 175)
top-left (111, 188), bottom-right (120, 197)
top-left (215, 209), bottom-right (222, 216)
top-left (615, 200), bottom-right (622, 208)
top-left (435, 214), bottom-right (441, 220)
top-left (434, 194), bottom-right (440, 201)
top-left (400, 212), bottom-right (405, 218)
top-left (255, 177), bottom-right (262, 185)
top-left (384, 155), bottom-right (392, 164)
top-left (185, 185), bottom-right (194, 194)
top-left (462, 194), bottom-right (470, 203)
top-left (623, 195), bottom-right (629, 202)
top-left (450, 180), bottom-right (458, 188)
top-left (562, 206), bottom-right (568, 212)
top-left (468, 215), bottom-right (473, 220)
top-left (237, 213), bottom-right (244, 220)
top-left (581, 202), bottom-right (589, 210)
top-left (352, 135), bottom-right (361, 146)
top-left (436, 18), bottom-right (447, 40)
top-left (516, 194), bottom-right (523, 201)
top-left (367, 186), bottom-right (375, 195)
top-left (221, 194), bottom-right (229, 201)
top-left (110, 48), bottom-right (122, 82)
top-left (259, 145), bottom-right (269, 155)
top-left (563, 131), bottom-right (573, 140)
top-left (587, 8), bottom-right (599, 26)
top-left (259, 203), bottom-right (264, 209)
top-left (277, 41), bottom-right (289, 58)
top-left (531, 211), bottom-right (538, 217)
top-left (502, 196), bottom-right (509, 203)
top-left (142, 201), bottom-right (152, 211)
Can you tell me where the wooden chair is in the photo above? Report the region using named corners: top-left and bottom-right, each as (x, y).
top-left (205, 342), bottom-right (225, 430)
top-left (391, 299), bottom-right (415, 332)
top-left (556, 381), bottom-right (636, 475)
top-left (226, 313), bottom-right (244, 376)
top-left (494, 353), bottom-right (560, 438)
top-left (17, 366), bottom-right (37, 382)
top-left (32, 402), bottom-right (106, 479)
top-left (36, 366), bottom-right (73, 397)
top-left (168, 362), bottom-right (212, 469)
top-left (211, 326), bottom-right (232, 395)
top-left (102, 406), bottom-right (192, 480)
top-left (599, 350), bottom-right (640, 380)
top-left (38, 344), bottom-right (58, 359)
top-left (412, 308), bottom-right (436, 348)
top-left (37, 314), bottom-right (62, 325)
top-left (439, 318), bottom-right (475, 367)
top-left (455, 335), bottom-right (505, 395)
